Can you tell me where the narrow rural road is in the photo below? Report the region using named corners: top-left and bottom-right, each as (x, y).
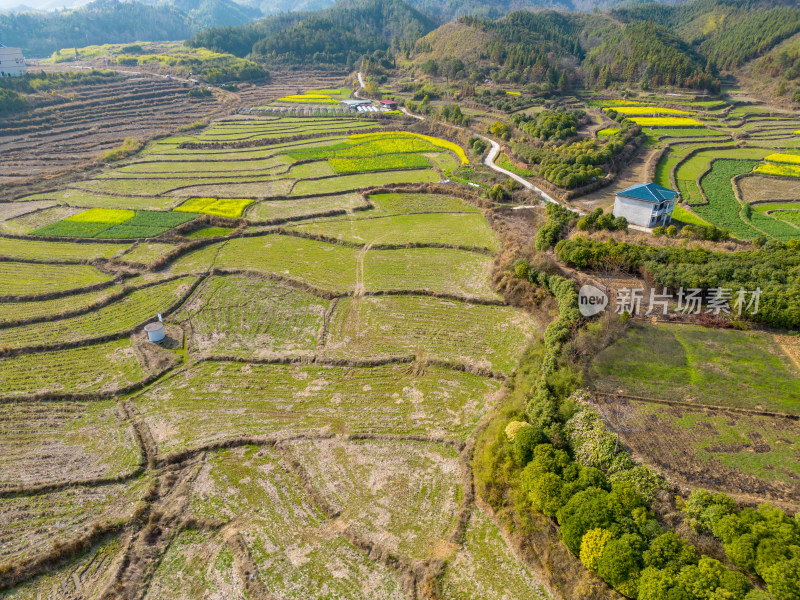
top-left (356, 72), bottom-right (560, 208)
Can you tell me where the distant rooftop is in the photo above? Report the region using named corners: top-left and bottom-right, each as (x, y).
top-left (618, 183), bottom-right (678, 203)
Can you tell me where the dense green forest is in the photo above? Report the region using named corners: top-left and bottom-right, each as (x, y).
top-left (190, 0), bottom-right (435, 65)
top-left (0, 0), bottom-right (261, 57)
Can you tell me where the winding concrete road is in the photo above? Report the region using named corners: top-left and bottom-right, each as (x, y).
top-left (356, 72), bottom-right (559, 207)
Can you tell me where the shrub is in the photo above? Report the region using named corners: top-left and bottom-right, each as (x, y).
top-left (652, 226), bottom-right (665, 236)
top-left (665, 224), bottom-right (678, 237)
top-left (580, 528), bottom-right (614, 571)
top-left (100, 138), bottom-right (142, 162)
top-left (511, 425), bottom-right (547, 466)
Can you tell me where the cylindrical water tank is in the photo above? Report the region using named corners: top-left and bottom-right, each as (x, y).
top-left (144, 322), bottom-right (165, 343)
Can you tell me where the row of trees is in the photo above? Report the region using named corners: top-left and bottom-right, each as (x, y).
top-left (554, 237), bottom-right (800, 329)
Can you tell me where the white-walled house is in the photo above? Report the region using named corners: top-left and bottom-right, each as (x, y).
top-left (0, 45), bottom-right (26, 77)
top-left (612, 183), bottom-right (679, 228)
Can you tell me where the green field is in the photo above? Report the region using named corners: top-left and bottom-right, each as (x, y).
top-left (135, 362), bottom-right (501, 454)
top-left (291, 213), bottom-right (499, 250)
top-left (171, 275), bottom-right (329, 357)
top-left (246, 193), bottom-right (368, 221)
top-left (0, 477), bottom-right (150, 564)
top-left (214, 235), bottom-right (358, 292)
top-left (0, 262), bottom-right (112, 297)
top-left (176, 446), bottom-right (407, 600)
top-left (288, 438), bottom-right (462, 561)
top-left (0, 284), bottom-right (124, 326)
top-left (593, 323), bottom-right (800, 413)
top-left (291, 169), bottom-right (440, 195)
top-left (0, 114), bottom-right (545, 597)
top-left (0, 238), bottom-right (129, 261)
top-left (0, 277), bottom-right (194, 349)
top-left (0, 338), bottom-right (148, 396)
top-left (442, 509), bottom-right (549, 600)
top-left (0, 398), bottom-right (141, 488)
top-left (364, 248), bottom-right (498, 299)
top-left (323, 295), bottom-right (534, 373)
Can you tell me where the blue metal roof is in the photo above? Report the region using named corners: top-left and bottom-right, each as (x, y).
top-left (618, 183), bottom-right (678, 203)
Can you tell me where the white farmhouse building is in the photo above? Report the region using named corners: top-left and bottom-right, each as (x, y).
top-left (612, 183), bottom-right (679, 228)
top-left (0, 44), bottom-right (26, 77)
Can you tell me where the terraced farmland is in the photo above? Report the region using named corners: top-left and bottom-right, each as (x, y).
top-left (0, 114), bottom-right (544, 599)
top-left (648, 102), bottom-right (800, 240)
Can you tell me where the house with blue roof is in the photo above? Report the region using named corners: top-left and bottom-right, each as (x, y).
top-left (612, 183), bottom-right (679, 229)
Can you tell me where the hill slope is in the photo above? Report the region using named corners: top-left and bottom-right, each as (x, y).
top-left (190, 0), bottom-right (436, 65)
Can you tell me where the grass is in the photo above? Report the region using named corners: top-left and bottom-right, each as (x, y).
top-left (0, 398), bottom-right (141, 488)
top-left (671, 205), bottom-right (711, 227)
top-left (174, 197), bottom-right (254, 219)
top-left (768, 210), bottom-right (800, 227)
top-left (180, 446), bottom-right (407, 600)
top-left (0, 237), bottom-right (129, 261)
top-left (441, 508), bottom-right (550, 600)
top-left (364, 247), bottom-right (498, 300)
top-left (288, 438), bottom-right (463, 561)
top-left (21, 189), bottom-right (182, 211)
top-left (185, 226), bottom-right (235, 238)
top-left (246, 193), bottom-right (367, 221)
top-left (592, 323), bottom-right (800, 413)
top-left (214, 235), bottom-right (358, 292)
top-left (643, 128), bottom-right (727, 138)
top-left (135, 362), bottom-right (502, 454)
top-left (292, 213), bottom-right (499, 250)
top-left (367, 192), bottom-right (480, 215)
top-left (0, 262), bottom-right (111, 297)
top-left (0, 477), bottom-right (150, 564)
top-left (322, 295), bottom-right (534, 373)
top-left (171, 275), bottom-right (329, 358)
top-left (0, 284), bottom-right (124, 326)
top-left (0, 276), bottom-right (194, 349)
top-left (291, 170), bottom-right (440, 195)
top-left (118, 242), bottom-right (179, 263)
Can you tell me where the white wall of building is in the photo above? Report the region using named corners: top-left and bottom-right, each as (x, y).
top-left (613, 195), bottom-right (655, 227)
top-left (613, 195), bottom-right (677, 228)
top-left (0, 47), bottom-right (26, 77)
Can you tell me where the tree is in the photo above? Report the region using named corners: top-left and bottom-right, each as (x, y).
top-left (580, 528), bottom-right (614, 571)
top-left (762, 558), bottom-right (800, 600)
top-left (644, 532), bottom-right (698, 571)
top-left (420, 59), bottom-right (438, 75)
top-left (597, 533), bottom-right (644, 590)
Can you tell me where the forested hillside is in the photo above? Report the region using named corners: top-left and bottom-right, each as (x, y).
top-left (190, 0), bottom-right (436, 65)
top-left (403, 0), bottom-right (800, 90)
top-left (0, 0), bottom-right (261, 57)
